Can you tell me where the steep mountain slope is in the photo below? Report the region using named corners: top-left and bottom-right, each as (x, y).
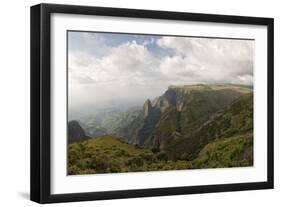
top-left (192, 132), bottom-right (253, 168)
top-left (117, 99), bottom-right (161, 145)
top-left (118, 84), bottom-right (252, 149)
top-left (164, 93), bottom-right (253, 160)
top-left (68, 120), bottom-right (88, 144)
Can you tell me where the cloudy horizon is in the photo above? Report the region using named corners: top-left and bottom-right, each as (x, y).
top-left (68, 31), bottom-right (254, 118)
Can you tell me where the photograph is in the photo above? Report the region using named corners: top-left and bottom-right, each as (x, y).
top-left (30, 3), bottom-right (274, 203)
top-left (67, 31), bottom-right (254, 175)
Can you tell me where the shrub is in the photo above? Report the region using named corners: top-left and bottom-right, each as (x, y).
top-left (94, 154), bottom-right (110, 173)
top-left (134, 144), bottom-right (141, 149)
top-left (114, 149), bottom-right (130, 157)
top-left (151, 147), bottom-right (160, 153)
top-left (156, 151), bottom-right (168, 161)
top-left (108, 160), bottom-right (121, 173)
top-left (67, 165), bottom-right (80, 175)
top-left (127, 156), bottom-right (144, 167)
top-left (139, 153), bottom-right (155, 163)
top-left (180, 152), bottom-right (189, 160)
top-left (77, 158), bottom-right (92, 169)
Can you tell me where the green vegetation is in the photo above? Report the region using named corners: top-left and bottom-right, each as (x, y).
top-left (68, 135), bottom-right (191, 175)
top-left (164, 93), bottom-right (253, 161)
top-left (192, 132), bottom-right (253, 168)
top-left (68, 84), bottom-right (254, 175)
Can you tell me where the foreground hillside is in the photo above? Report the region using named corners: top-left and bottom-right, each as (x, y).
top-left (68, 135), bottom-right (191, 174)
top-left (68, 132), bottom-right (253, 174)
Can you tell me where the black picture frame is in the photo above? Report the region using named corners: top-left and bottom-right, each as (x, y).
top-left (30, 3), bottom-right (274, 204)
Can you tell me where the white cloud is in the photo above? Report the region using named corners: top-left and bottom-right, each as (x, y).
top-left (156, 36), bottom-right (254, 85)
top-left (68, 34), bottom-right (254, 116)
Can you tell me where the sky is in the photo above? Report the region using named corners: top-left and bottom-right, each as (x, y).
top-left (68, 31), bottom-right (254, 118)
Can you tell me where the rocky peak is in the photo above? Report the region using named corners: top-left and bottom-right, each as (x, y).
top-left (154, 88), bottom-right (177, 113)
top-left (68, 120), bottom-right (87, 144)
top-left (143, 99), bottom-right (152, 117)
top-left (163, 88), bottom-right (177, 106)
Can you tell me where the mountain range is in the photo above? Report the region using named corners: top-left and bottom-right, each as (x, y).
top-left (117, 84), bottom-right (252, 157)
top-left (67, 84), bottom-right (253, 174)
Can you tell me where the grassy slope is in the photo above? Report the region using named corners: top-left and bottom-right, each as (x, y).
top-left (68, 135), bottom-right (191, 175)
top-left (165, 93), bottom-right (253, 161)
top-left (192, 132), bottom-right (253, 168)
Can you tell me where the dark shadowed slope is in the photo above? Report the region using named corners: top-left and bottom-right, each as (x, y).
top-left (165, 93), bottom-right (253, 161)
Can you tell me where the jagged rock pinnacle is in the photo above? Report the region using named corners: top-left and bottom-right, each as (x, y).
top-left (143, 99), bottom-right (152, 117)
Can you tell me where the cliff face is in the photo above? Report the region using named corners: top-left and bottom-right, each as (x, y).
top-left (120, 99), bottom-right (161, 146)
top-left (164, 93), bottom-right (253, 160)
top-left (118, 84), bottom-right (253, 149)
top-left (155, 88), bottom-right (176, 112)
top-left (68, 120), bottom-right (87, 144)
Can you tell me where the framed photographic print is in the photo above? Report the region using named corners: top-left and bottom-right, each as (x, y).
top-left (30, 3), bottom-right (274, 203)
